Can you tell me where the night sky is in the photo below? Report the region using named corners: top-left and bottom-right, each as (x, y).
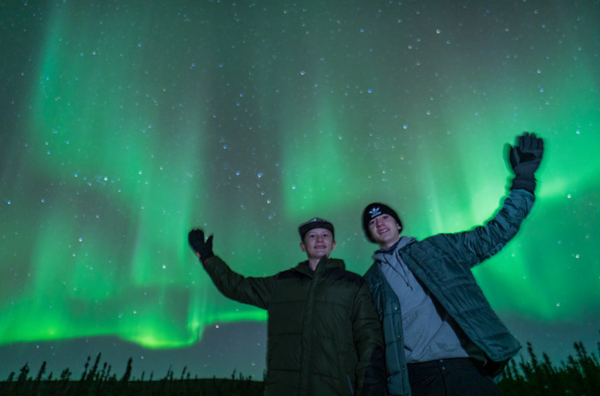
top-left (1, 0), bottom-right (599, 381)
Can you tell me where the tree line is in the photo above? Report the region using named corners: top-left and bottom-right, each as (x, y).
top-left (2, 338), bottom-right (599, 395)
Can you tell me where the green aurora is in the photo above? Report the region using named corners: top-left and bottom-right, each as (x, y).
top-left (0, 0), bottom-right (599, 378)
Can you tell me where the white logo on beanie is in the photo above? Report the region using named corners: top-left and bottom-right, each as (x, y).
top-left (369, 207), bottom-right (381, 218)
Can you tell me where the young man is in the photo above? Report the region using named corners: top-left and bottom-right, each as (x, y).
top-left (188, 218), bottom-right (386, 396)
top-left (362, 133), bottom-right (544, 396)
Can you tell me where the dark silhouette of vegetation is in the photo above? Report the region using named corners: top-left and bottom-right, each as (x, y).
top-left (499, 339), bottom-right (600, 396)
top-left (0, 355), bottom-right (263, 396)
top-left (1, 336), bottom-right (599, 395)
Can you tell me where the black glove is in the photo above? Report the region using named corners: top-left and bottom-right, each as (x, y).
top-left (188, 229), bottom-right (214, 263)
top-left (509, 132), bottom-right (544, 193)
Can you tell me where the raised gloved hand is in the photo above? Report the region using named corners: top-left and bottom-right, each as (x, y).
top-left (188, 229), bottom-right (214, 264)
top-left (509, 132), bottom-right (544, 193)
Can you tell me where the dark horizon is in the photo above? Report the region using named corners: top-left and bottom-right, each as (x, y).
top-left (3, 318), bottom-right (600, 382)
top-left (2, 332), bottom-right (600, 396)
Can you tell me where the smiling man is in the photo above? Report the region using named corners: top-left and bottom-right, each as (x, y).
top-left (188, 217), bottom-right (386, 396)
top-left (301, 224), bottom-right (337, 271)
top-left (362, 133), bottom-right (544, 396)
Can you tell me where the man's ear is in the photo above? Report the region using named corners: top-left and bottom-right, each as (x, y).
top-left (331, 241), bottom-right (337, 251)
top-left (300, 241), bottom-right (306, 252)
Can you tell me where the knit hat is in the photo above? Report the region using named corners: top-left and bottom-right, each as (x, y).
top-left (298, 217), bottom-right (335, 240)
top-left (362, 203), bottom-right (403, 242)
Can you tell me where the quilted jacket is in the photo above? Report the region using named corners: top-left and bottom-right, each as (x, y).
top-left (364, 189), bottom-right (535, 396)
top-left (202, 255), bottom-right (387, 396)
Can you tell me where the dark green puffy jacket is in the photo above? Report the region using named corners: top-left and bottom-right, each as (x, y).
top-left (202, 255), bottom-right (387, 396)
top-left (364, 189), bottom-right (535, 396)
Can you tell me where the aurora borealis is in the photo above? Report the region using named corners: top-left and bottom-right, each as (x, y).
top-left (1, 0), bottom-right (599, 380)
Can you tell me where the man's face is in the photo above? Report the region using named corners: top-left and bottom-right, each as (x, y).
top-left (300, 228), bottom-right (337, 260)
top-left (368, 214), bottom-right (402, 248)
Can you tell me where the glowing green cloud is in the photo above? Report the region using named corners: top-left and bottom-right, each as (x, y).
top-left (0, 1), bottom-right (598, 354)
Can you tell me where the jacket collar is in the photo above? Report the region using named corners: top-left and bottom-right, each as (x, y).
top-left (294, 256), bottom-right (345, 277)
top-left (373, 236), bottom-right (417, 258)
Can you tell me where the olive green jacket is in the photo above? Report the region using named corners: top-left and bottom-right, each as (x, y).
top-left (202, 255), bottom-right (386, 396)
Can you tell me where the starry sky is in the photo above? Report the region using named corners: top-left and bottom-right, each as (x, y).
top-left (1, 0), bottom-right (599, 381)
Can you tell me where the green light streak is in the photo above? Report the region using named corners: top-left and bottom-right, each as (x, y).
top-left (281, 102), bottom-right (351, 216)
top-left (0, 1), bottom-right (599, 353)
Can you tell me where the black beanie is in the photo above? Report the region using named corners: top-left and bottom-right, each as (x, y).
top-left (362, 203), bottom-right (403, 242)
top-left (298, 217), bottom-right (335, 240)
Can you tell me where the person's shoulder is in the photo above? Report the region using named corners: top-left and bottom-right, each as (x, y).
top-left (274, 262), bottom-right (309, 280)
top-left (363, 262), bottom-right (379, 276)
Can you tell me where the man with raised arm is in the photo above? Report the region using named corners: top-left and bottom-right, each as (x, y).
top-left (361, 133), bottom-right (543, 396)
top-left (189, 217), bottom-right (386, 396)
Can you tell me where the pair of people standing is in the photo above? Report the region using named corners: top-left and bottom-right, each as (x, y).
top-left (188, 133), bottom-right (544, 396)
